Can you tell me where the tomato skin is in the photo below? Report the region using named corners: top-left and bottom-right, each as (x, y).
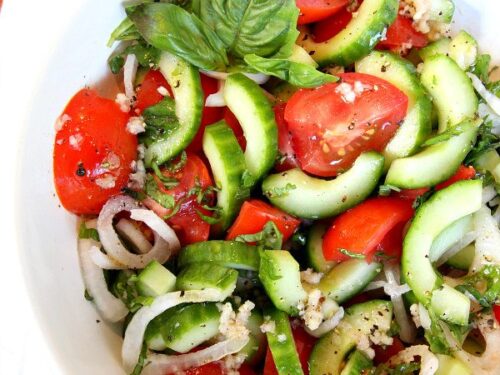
top-left (169, 361), bottom-right (256, 375)
top-left (143, 153), bottom-right (214, 245)
top-left (285, 73), bottom-right (408, 177)
top-left (226, 200), bottom-right (301, 242)
top-left (222, 107), bottom-right (246, 150)
top-left (493, 305), bottom-right (500, 322)
top-left (377, 15), bottom-right (428, 51)
top-left (373, 337), bottom-right (405, 364)
top-left (296, 0), bottom-right (349, 25)
top-left (322, 197), bottom-right (414, 262)
top-left (53, 89), bottom-right (137, 215)
top-left (274, 103), bottom-right (299, 172)
top-left (312, 5), bottom-right (352, 42)
top-left (135, 70), bottom-right (171, 113)
top-left (264, 325), bottom-right (316, 375)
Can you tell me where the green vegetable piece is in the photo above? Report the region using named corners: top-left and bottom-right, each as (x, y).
top-left (176, 263), bottom-right (238, 300)
top-left (340, 350), bottom-right (373, 375)
top-left (306, 222), bottom-right (336, 273)
top-left (436, 354), bottom-right (471, 375)
top-left (137, 260), bottom-right (177, 297)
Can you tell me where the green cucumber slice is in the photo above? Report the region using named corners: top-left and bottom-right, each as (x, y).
top-left (144, 52), bottom-right (203, 166)
top-left (430, 284), bottom-right (471, 325)
top-left (419, 38), bottom-right (451, 61)
top-left (137, 260), bottom-right (176, 297)
top-left (420, 54), bottom-right (478, 133)
top-left (145, 303), bottom-right (220, 353)
top-left (318, 259), bottom-right (382, 304)
top-left (176, 263), bottom-right (238, 300)
top-left (340, 350), bottom-right (373, 375)
top-left (203, 121), bottom-right (249, 231)
top-left (474, 150), bottom-right (500, 185)
top-left (270, 81), bottom-right (300, 103)
top-left (436, 354), bottom-right (471, 375)
top-left (241, 310), bottom-right (266, 365)
top-left (259, 250), bottom-right (307, 315)
top-left (306, 222), bottom-right (335, 273)
top-left (309, 300), bottom-right (393, 375)
top-left (428, 0), bottom-right (455, 23)
top-left (429, 215), bottom-right (474, 263)
top-left (402, 180), bottom-right (482, 324)
top-left (262, 152), bottom-right (385, 219)
top-left (224, 73), bottom-right (278, 186)
top-left (300, 0), bottom-right (398, 66)
top-left (290, 44), bottom-right (318, 67)
top-left (447, 244), bottom-right (475, 270)
top-left (449, 31), bottom-right (478, 70)
top-left (178, 241), bottom-right (261, 271)
top-left (385, 120), bottom-right (478, 189)
top-left (265, 308), bottom-right (304, 375)
top-left (356, 51), bottom-right (432, 166)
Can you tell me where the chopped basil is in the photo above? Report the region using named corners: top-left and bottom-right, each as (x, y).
top-left (378, 184), bottom-right (401, 196)
top-left (263, 183), bottom-right (297, 198)
top-left (339, 248), bottom-right (366, 259)
top-left (465, 119), bottom-right (499, 165)
top-left (78, 222), bottom-right (100, 241)
top-left (145, 175), bottom-right (176, 209)
top-left (151, 162), bottom-right (179, 188)
top-left (141, 96), bottom-right (181, 147)
top-left (236, 221), bottom-right (283, 250)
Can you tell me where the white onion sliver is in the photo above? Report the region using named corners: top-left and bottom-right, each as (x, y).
top-left (205, 81), bottom-right (226, 107)
top-left (387, 345), bottom-right (439, 375)
top-left (482, 185), bottom-right (498, 204)
top-left (201, 70), bottom-right (270, 84)
top-left (364, 280), bottom-right (387, 291)
top-left (142, 338), bottom-right (249, 375)
top-left (115, 218), bottom-right (153, 255)
top-left (468, 73), bottom-right (500, 116)
top-left (122, 289), bottom-right (225, 373)
top-left (124, 54), bottom-right (139, 100)
top-left (306, 307), bottom-right (344, 338)
top-left (78, 239), bottom-right (128, 322)
top-left (89, 246), bottom-right (127, 270)
top-left (129, 209), bottom-right (180, 253)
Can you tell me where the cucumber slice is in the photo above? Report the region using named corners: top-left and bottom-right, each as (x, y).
top-left (270, 81), bottom-right (300, 103)
top-left (356, 51), bottom-right (432, 166)
top-left (447, 244), bottom-right (475, 270)
top-left (176, 263), bottom-right (238, 300)
top-left (402, 180), bottom-right (482, 324)
top-left (340, 350), bottom-right (373, 375)
top-left (436, 354), bottom-right (471, 375)
top-left (203, 121), bottom-right (249, 231)
top-left (145, 303), bottom-right (220, 353)
top-left (419, 38), bottom-right (451, 61)
top-left (431, 284), bottom-right (471, 325)
top-left (449, 31), bottom-right (478, 70)
top-left (300, 0), bottom-right (398, 66)
top-left (241, 310), bottom-right (266, 365)
top-left (178, 240), bottom-right (260, 271)
top-left (428, 0), bottom-right (455, 23)
top-left (224, 73), bottom-right (278, 186)
top-left (265, 308), bottom-right (304, 375)
top-left (262, 152), bottom-right (385, 219)
top-left (137, 260), bottom-right (176, 297)
top-left (309, 300), bottom-right (393, 375)
top-left (420, 54), bottom-right (478, 133)
top-left (259, 250), bottom-right (307, 315)
top-left (474, 150), bottom-right (500, 185)
top-left (429, 215), bottom-right (474, 263)
top-left (290, 44), bottom-right (318, 67)
top-left (318, 259), bottom-right (382, 304)
top-left (306, 222), bottom-right (335, 273)
top-left (385, 120), bottom-right (478, 189)
top-left (145, 52), bottom-right (203, 166)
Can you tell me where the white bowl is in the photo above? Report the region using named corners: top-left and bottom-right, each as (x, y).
top-left (14, 0), bottom-right (500, 374)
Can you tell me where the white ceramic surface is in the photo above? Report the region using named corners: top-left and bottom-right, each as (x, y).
top-left (8, 0), bottom-right (500, 374)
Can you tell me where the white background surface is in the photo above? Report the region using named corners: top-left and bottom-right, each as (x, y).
top-left (1, 0), bottom-right (499, 374)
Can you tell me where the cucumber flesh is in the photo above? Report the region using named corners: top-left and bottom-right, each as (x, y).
top-left (241, 310), bottom-right (266, 365)
top-left (318, 259), bottom-right (382, 304)
top-left (474, 150), bottom-right (500, 185)
top-left (420, 54), bottom-right (478, 133)
top-left (262, 152), bottom-right (385, 219)
top-left (430, 284), bottom-right (471, 326)
top-left (224, 73), bottom-right (278, 186)
top-left (290, 44), bottom-right (318, 67)
top-left (145, 52), bottom-right (203, 166)
top-left (429, 215), bottom-right (474, 263)
top-left (402, 180), bottom-right (482, 323)
top-left (385, 120), bottom-right (478, 189)
top-left (309, 300), bottom-right (393, 375)
top-left (270, 81), bottom-right (300, 103)
top-left (300, 0), bottom-right (399, 66)
top-left (356, 51), bottom-right (432, 166)
top-left (436, 354), bottom-right (472, 375)
top-left (203, 121), bottom-right (249, 232)
top-left (176, 263), bottom-right (238, 300)
top-left (259, 250), bottom-right (307, 316)
top-left (137, 260), bottom-right (176, 297)
top-left (419, 38), bottom-right (451, 61)
top-left (428, 0), bottom-right (455, 23)
top-left (178, 241), bottom-right (261, 271)
top-left (447, 244), bottom-right (475, 270)
top-left (449, 31), bottom-right (478, 70)
top-left (306, 222), bottom-right (336, 273)
top-left (340, 350), bottom-right (373, 375)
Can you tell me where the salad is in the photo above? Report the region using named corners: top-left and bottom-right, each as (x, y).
top-left (52, 0), bottom-right (500, 374)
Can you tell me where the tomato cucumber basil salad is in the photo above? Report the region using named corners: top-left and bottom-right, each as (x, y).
top-left (52, 0), bottom-right (500, 374)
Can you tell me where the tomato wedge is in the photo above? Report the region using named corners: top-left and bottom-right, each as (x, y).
top-left (494, 305), bottom-right (500, 323)
top-left (143, 152), bottom-right (214, 245)
top-left (53, 89), bottom-right (137, 214)
top-left (264, 325), bottom-right (316, 375)
top-left (373, 337), bottom-right (405, 364)
top-left (226, 199), bottom-right (301, 242)
top-left (296, 0), bottom-right (349, 25)
top-left (322, 197), bottom-right (414, 262)
top-left (285, 72), bottom-right (408, 177)
top-left (222, 107), bottom-right (246, 150)
top-left (168, 361), bottom-right (256, 375)
top-left (274, 103), bottom-right (299, 172)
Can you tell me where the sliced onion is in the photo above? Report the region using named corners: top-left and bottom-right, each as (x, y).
top-left (124, 54), bottom-right (139, 100)
top-left (78, 238), bottom-right (128, 322)
top-left (482, 185), bottom-right (498, 204)
top-left (471, 206), bottom-right (500, 272)
top-left (205, 81), bottom-right (226, 107)
top-left (115, 218), bottom-right (153, 254)
top-left (387, 345), bottom-right (439, 375)
top-left (305, 307), bottom-right (345, 338)
top-left (364, 280), bottom-right (387, 291)
top-left (122, 289), bottom-right (226, 373)
top-left (468, 73), bottom-right (500, 116)
top-left (142, 338), bottom-right (249, 375)
top-left (97, 196), bottom-right (179, 269)
top-left (89, 246), bottom-right (126, 270)
top-left (201, 70), bottom-right (270, 84)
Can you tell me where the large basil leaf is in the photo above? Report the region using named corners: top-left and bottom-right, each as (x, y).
top-left (127, 3), bottom-right (228, 71)
top-left (192, 0), bottom-right (299, 59)
top-left (244, 54), bottom-right (337, 88)
top-left (141, 96), bottom-right (180, 147)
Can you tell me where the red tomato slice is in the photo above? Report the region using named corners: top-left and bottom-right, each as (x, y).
top-left (264, 325), bottom-right (316, 375)
top-left (493, 305), bottom-right (500, 322)
top-left (274, 103), bottom-right (299, 172)
top-left (143, 152), bottom-right (214, 245)
top-left (222, 107), bottom-right (246, 150)
top-left (296, 0), bottom-right (349, 25)
top-left (135, 70), bottom-right (171, 113)
top-left (169, 361), bottom-right (256, 375)
top-left (285, 73), bottom-right (408, 177)
top-left (373, 337), bottom-right (405, 364)
top-left (226, 200), bottom-right (301, 243)
top-left (312, 5), bottom-right (352, 42)
top-left (53, 89), bottom-right (137, 214)
top-left (322, 197), bottom-right (414, 262)
top-left (377, 15), bottom-right (428, 51)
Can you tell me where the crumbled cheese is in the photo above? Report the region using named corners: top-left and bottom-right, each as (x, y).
top-left (300, 268), bottom-right (323, 285)
top-left (128, 160), bottom-right (146, 189)
top-left (126, 116), bottom-right (146, 135)
top-left (277, 334), bottom-right (287, 343)
top-left (299, 289), bottom-right (324, 331)
top-left (218, 301), bottom-right (254, 340)
top-left (400, 0), bottom-right (450, 40)
top-left (222, 353), bottom-right (246, 375)
top-left (137, 144), bottom-right (146, 160)
top-left (369, 327), bottom-right (394, 346)
top-left (410, 304), bottom-right (421, 328)
top-left (103, 152), bottom-right (121, 171)
top-left (353, 81), bottom-right (372, 95)
top-left (260, 316), bottom-right (276, 334)
top-left (115, 93), bottom-right (131, 113)
top-left (157, 86), bottom-right (169, 96)
top-left (95, 174), bottom-right (116, 189)
top-left (356, 335), bottom-right (376, 359)
top-left (68, 133), bottom-right (83, 150)
top-left (335, 82), bottom-right (357, 103)
top-left (55, 113), bottom-right (71, 131)
top-left (395, 42), bottom-right (414, 55)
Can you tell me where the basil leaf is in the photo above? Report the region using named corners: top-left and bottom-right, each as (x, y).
top-left (145, 175), bottom-right (176, 209)
top-left (421, 123), bottom-right (467, 147)
top-left (263, 182), bottom-right (297, 198)
top-left (339, 248), bottom-right (366, 259)
top-left (192, 0), bottom-right (299, 59)
top-left (465, 119), bottom-right (500, 165)
top-left (141, 96), bottom-right (180, 146)
top-left (244, 54), bottom-right (336, 88)
top-left (78, 222), bottom-right (100, 241)
top-left (235, 221), bottom-right (283, 250)
top-left (107, 17), bottom-right (141, 47)
top-left (108, 42), bottom-right (161, 74)
top-left (127, 3), bottom-right (228, 71)
top-left (469, 54), bottom-right (491, 84)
